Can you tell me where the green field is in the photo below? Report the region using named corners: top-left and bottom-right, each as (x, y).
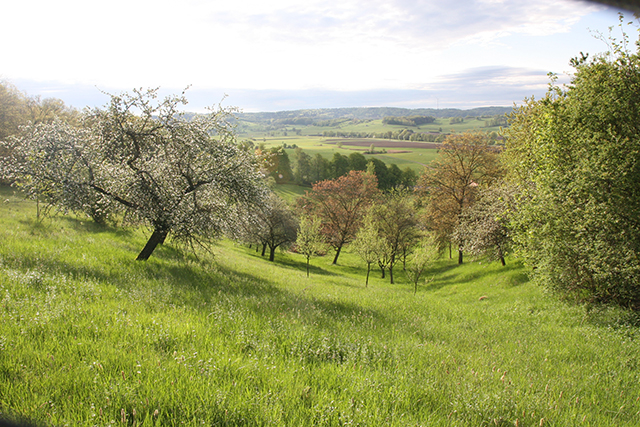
top-left (238, 112), bottom-right (504, 175)
top-left (238, 116), bottom-right (503, 139)
top-left (1, 187), bottom-right (640, 426)
top-left (246, 136), bottom-right (439, 174)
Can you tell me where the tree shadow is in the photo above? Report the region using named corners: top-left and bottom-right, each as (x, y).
top-left (17, 215), bottom-right (133, 239)
top-left (238, 246), bottom-right (343, 278)
top-left (145, 255), bottom-right (388, 331)
top-left (422, 259), bottom-right (528, 292)
top-left (2, 232), bottom-right (388, 334)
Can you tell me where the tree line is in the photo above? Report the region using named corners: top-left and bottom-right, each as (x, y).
top-left (0, 81), bottom-right (81, 141)
top-left (0, 81), bottom-right (81, 185)
top-left (237, 130), bottom-right (504, 289)
top-left (381, 115), bottom-right (436, 126)
top-left (0, 86), bottom-right (503, 291)
top-left (236, 106), bottom-right (513, 123)
top-left (250, 142), bottom-right (418, 190)
top-left (320, 128), bottom-right (502, 144)
top-left (321, 128), bottom-right (447, 142)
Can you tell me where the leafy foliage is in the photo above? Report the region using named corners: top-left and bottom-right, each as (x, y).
top-left (454, 185), bottom-right (515, 266)
top-left (404, 234), bottom-right (439, 294)
top-left (382, 115), bottom-right (436, 126)
top-left (417, 131), bottom-right (502, 263)
top-left (0, 81), bottom-right (80, 186)
top-left (1, 121), bottom-right (116, 223)
top-left (351, 215), bottom-right (386, 287)
top-left (295, 214), bottom-right (326, 276)
top-left (298, 170), bottom-right (380, 264)
top-left (0, 80), bottom-right (80, 142)
top-left (253, 192), bottom-right (298, 262)
top-left (256, 144), bottom-right (294, 184)
top-left (367, 189), bottom-right (421, 284)
top-left (504, 18), bottom-right (640, 308)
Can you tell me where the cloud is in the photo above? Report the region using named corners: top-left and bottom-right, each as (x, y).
top-left (203, 0), bottom-right (602, 50)
top-left (2, 0), bottom-right (616, 110)
top-left (434, 66), bottom-right (553, 90)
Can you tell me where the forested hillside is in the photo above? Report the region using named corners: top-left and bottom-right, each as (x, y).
top-left (237, 106), bottom-right (513, 123)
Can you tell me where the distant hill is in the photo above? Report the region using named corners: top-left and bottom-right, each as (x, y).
top-left (236, 106), bottom-right (513, 122)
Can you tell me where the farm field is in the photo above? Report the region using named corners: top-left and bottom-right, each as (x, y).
top-left (238, 111), bottom-right (506, 174)
top-left (245, 136), bottom-right (440, 173)
top-left (1, 187), bottom-right (640, 426)
top-left (237, 115), bottom-right (504, 138)
top-left (237, 109), bottom-right (508, 175)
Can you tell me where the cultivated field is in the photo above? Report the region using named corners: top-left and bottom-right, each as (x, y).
top-left (246, 136), bottom-right (440, 173)
top-left (238, 115), bottom-right (504, 139)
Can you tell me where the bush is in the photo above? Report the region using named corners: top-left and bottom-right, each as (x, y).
top-left (504, 19), bottom-right (640, 308)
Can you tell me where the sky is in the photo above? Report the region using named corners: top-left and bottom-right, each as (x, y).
top-left (1, 0), bottom-right (630, 112)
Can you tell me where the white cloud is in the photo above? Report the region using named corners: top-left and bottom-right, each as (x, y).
top-left (1, 0), bottom-right (623, 111)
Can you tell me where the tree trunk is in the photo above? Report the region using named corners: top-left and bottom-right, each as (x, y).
top-left (261, 244), bottom-right (267, 257)
top-left (269, 245), bottom-right (276, 262)
top-left (306, 257), bottom-right (310, 277)
top-left (332, 245), bottom-right (342, 265)
top-left (458, 247), bottom-right (463, 265)
top-left (136, 229), bottom-right (168, 261)
top-left (365, 262), bottom-right (371, 287)
top-left (497, 245), bottom-right (506, 266)
top-left (389, 266), bottom-right (394, 284)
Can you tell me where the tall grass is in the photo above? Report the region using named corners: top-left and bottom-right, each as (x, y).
top-left (1, 187), bottom-right (640, 426)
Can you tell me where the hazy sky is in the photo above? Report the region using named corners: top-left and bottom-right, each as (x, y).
top-left (1, 0), bottom-right (628, 112)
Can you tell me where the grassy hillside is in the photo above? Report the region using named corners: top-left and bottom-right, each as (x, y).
top-left (248, 136), bottom-right (438, 174)
top-left (238, 116), bottom-right (502, 139)
top-left (1, 187), bottom-right (640, 426)
top-left (236, 106), bottom-right (512, 127)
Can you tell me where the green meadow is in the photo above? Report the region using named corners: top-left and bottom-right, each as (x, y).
top-left (239, 116), bottom-right (503, 138)
top-left (239, 114), bottom-right (502, 174)
top-left (246, 136), bottom-right (439, 173)
top-left (1, 186), bottom-right (640, 426)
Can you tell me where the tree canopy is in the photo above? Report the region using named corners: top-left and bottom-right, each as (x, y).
top-left (504, 19), bottom-right (640, 308)
top-left (417, 131), bottom-right (502, 263)
top-left (253, 192), bottom-right (298, 262)
top-left (367, 188), bottom-right (421, 284)
top-left (298, 170), bottom-right (380, 264)
top-left (2, 88), bottom-right (268, 261)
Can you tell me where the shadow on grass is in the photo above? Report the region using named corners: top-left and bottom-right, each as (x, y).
top-left (240, 249), bottom-right (372, 290)
top-left (1, 228), bottom-right (388, 333)
top-left (151, 255), bottom-right (389, 331)
top-left (237, 245), bottom-right (342, 278)
top-left (423, 258), bottom-right (528, 292)
top-left (18, 215), bottom-right (133, 240)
